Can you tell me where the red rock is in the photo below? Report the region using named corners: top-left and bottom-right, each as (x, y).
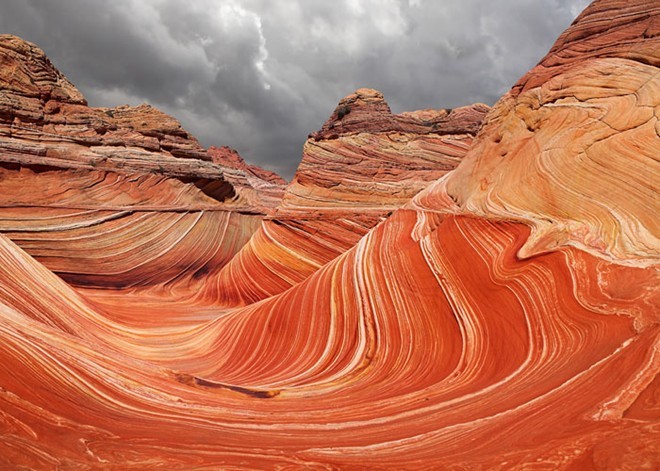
top-left (0, 0), bottom-right (658, 469)
top-left (198, 89), bottom-right (489, 306)
top-left (0, 35), bottom-right (86, 108)
top-left (208, 145), bottom-right (286, 185)
top-left (311, 87), bottom-right (487, 139)
top-left (513, 0), bottom-right (659, 95)
top-left (0, 34), bottom-right (284, 289)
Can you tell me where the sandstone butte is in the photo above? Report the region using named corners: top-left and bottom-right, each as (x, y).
top-left (0, 0), bottom-right (658, 469)
top-left (198, 88), bottom-right (489, 306)
top-left (0, 33), bottom-right (287, 294)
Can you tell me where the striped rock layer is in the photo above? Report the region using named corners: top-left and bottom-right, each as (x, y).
top-left (201, 89), bottom-right (489, 306)
top-left (0, 34), bottom-right (285, 291)
top-left (0, 0), bottom-right (659, 469)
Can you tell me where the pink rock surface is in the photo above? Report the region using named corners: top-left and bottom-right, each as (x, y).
top-left (0, 1), bottom-right (657, 469)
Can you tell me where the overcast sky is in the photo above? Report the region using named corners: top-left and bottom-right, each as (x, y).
top-left (0, 0), bottom-right (590, 179)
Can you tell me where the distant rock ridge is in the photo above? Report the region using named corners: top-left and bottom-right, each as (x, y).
top-left (0, 34), bottom-right (284, 212)
top-left (208, 146), bottom-right (286, 185)
top-left (311, 87), bottom-right (489, 140)
top-left (0, 35), bottom-right (210, 163)
top-left (278, 88), bottom-right (489, 218)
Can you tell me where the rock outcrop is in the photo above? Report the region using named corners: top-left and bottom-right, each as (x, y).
top-left (441, 0), bottom-right (659, 266)
top-left (209, 145), bottom-right (286, 185)
top-left (0, 34), bottom-right (284, 289)
top-left (0, 0), bottom-right (658, 469)
top-left (200, 88), bottom-right (489, 306)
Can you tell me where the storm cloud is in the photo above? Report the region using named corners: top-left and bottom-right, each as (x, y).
top-left (0, 0), bottom-right (590, 179)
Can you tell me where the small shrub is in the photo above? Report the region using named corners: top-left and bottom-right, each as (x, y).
top-left (337, 105), bottom-right (351, 119)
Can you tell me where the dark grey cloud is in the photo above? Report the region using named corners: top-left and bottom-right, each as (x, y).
top-left (0, 0), bottom-right (590, 179)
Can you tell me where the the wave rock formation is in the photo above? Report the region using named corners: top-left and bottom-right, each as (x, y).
top-left (0, 0), bottom-right (658, 469)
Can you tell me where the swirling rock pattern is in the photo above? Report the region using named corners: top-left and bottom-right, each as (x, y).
top-left (0, 34), bottom-right (285, 290)
top-left (201, 89), bottom-right (489, 306)
top-left (0, 0), bottom-right (659, 469)
top-left (444, 11), bottom-right (660, 265)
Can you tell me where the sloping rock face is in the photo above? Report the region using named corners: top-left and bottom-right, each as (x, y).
top-left (288, 88), bottom-right (488, 215)
top-left (0, 1), bottom-right (658, 469)
top-left (200, 89), bottom-right (489, 305)
top-left (442, 0), bottom-right (659, 266)
top-left (207, 145), bottom-right (286, 211)
top-left (0, 34), bottom-right (284, 289)
top-left (209, 145), bottom-right (286, 185)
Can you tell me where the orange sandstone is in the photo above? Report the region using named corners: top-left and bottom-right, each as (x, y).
top-left (0, 0), bottom-right (658, 469)
top-left (0, 34), bottom-right (284, 291)
top-left (200, 88), bottom-right (489, 306)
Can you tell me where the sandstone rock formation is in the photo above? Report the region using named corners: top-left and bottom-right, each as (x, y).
top-left (0, 34), bottom-right (285, 290)
top-left (0, 0), bottom-right (658, 469)
top-left (441, 0), bottom-right (659, 266)
top-left (200, 88), bottom-right (489, 306)
top-left (208, 145), bottom-right (287, 186)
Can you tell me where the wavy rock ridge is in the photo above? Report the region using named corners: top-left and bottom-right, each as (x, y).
top-left (200, 88), bottom-right (489, 306)
top-left (0, 0), bottom-right (658, 469)
top-left (443, 0), bottom-right (660, 266)
top-left (0, 34), bottom-right (285, 291)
